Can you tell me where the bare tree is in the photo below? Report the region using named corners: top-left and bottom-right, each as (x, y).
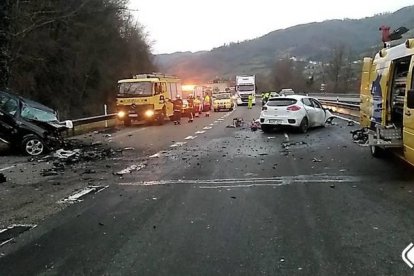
top-left (2, 0), bottom-right (155, 118)
top-left (0, 0), bottom-right (12, 89)
top-left (328, 45), bottom-right (345, 92)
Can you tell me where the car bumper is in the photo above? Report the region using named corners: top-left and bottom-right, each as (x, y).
top-left (259, 115), bottom-right (301, 127)
top-left (214, 104), bottom-right (233, 109)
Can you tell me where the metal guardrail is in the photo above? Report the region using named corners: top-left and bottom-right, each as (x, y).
top-left (319, 100), bottom-right (360, 119)
top-left (66, 113), bottom-right (117, 136)
top-left (71, 113), bottom-right (116, 126)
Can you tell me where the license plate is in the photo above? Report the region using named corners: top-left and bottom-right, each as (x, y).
top-left (128, 114), bottom-right (138, 117)
top-left (269, 119), bottom-right (282, 124)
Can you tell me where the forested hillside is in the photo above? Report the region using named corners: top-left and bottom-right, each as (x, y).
top-left (156, 5), bottom-right (414, 86)
top-left (0, 0), bottom-right (155, 118)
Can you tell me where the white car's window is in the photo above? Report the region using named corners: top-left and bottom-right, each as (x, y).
top-left (311, 99), bottom-right (323, 109)
top-left (302, 98), bottom-right (314, 107)
top-left (267, 99), bottom-right (297, 106)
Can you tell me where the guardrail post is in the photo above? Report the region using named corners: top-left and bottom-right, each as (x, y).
top-left (104, 104), bottom-right (108, 128)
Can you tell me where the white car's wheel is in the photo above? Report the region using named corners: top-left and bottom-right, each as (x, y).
top-left (299, 117), bottom-right (309, 133)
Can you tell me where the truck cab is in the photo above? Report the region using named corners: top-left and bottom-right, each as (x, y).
top-left (236, 75), bottom-right (256, 106)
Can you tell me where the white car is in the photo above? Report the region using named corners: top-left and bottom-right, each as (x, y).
top-left (259, 95), bottom-right (334, 133)
top-left (278, 88), bottom-right (295, 96)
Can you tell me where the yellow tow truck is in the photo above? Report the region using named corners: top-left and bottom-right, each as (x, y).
top-left (358, 33), bottom-right (414, 164)
top-left (116, 74), bottom-right (182, 126)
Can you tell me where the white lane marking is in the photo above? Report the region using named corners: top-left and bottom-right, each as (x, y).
top-left (170, 142), bottom-right (187, 148)
top-left (113, 127), bottom-right (148, 138)
top-left (209, 123), bottom-right (215, 126)
top-left (185, 136), bottom-right (197, 140)
top-left (0, 165), bottom-right (16, 172)
top-left (149, 152), bottom-right (162, 158)
top-left (218, 118), bottom-right (224, 121)
top-left (203, 126), bottom-right (212, 130)
top-left (57, 185), bottom-right (109, 203)
top-left (214, 121), bottom-right (219, 124)
top-left (118, 174), bottom-right (360, 187)
top-left (116, 163), bottom-right (146, 175)
top-left (284, 133), bottom-right (289, 142)
top-left (334, 115), bottom-right (360, 125)
top-left (195, 131), bottom-right (205, 134)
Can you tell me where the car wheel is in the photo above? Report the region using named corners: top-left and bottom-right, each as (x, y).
top-left (370, 145), bottom-right (383, 158)
top-left (299, 117), bottom-right (309, 133)
top-left (261, 125), bottom-right (272, 133)
top-left (21, 134), bottom-right (45, 156)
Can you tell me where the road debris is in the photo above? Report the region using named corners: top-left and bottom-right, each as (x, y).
top-left (351, 128), bottom-right (369, 144)
top-left (123, 147), bottom-right (135, 151)
top-left (115, 163), bottom-right (146, 175)
top-left (312, 158), bottom-right (322, 162)
top-left (250, 119), bottom-right (261, 131)
top-left (330, 184), bottom-right (335, 188)
top-left (0, 173), bottom-right (6, 183)
top-left (347, 121), bottom-right (355, 126)
top-left (54, 149), bottom-right (81, 160)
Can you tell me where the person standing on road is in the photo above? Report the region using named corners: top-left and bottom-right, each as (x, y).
top-left (172, 95), bottom-right (183, 125)
top-left (204, 94), bottom-right (211, 117)
top-left (248, 94), bottom-right (253, 109)
top-left (194, 96), bottom-right (201, 117)
top-left (187, 96), bottom-right (194, 123)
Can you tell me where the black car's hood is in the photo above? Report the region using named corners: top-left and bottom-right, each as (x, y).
top-left (30, 120), bottom-right (69, 132)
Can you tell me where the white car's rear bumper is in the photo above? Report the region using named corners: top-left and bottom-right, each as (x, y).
top-left (259, 114), bottom-right (302, 127)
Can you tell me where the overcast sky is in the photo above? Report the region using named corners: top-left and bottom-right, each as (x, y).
top-left (129, 0), bottom-right (413, 54)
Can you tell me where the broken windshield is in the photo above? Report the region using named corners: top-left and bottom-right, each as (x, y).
top-left (118, 82), bottom-right (153, 97)
top-left (21, 105), bottom-right (58, 122)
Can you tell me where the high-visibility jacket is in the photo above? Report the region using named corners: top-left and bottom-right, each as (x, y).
top-left (204, 95), bottom-right (210, 105)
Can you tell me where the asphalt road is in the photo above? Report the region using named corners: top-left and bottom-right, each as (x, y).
top-left (2, 104), bottom-right (414, 275)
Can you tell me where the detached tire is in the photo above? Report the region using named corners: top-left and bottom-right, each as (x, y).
top-left (21, 134), bottom-right (45, 156)
top-left (299, 117), bottom-right (309, 133)
top-left (370, 145), bottom-right (383, 158)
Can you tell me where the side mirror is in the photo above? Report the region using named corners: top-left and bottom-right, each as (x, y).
top-left (407, 89), bottom-right (414, 109)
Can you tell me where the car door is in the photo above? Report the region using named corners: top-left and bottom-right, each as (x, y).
top-left (301, 98), bottom-right (318, 126)
top-left (0, 95), bottom-right (19, 142)
top-left (403, 55), bottom-right (414, 164)
top-left (310, 98), bottom-right (327, 126)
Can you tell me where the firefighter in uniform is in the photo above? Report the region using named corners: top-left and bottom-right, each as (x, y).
top-left (204, 94), bottom-right (211, 117)
top-left (172, 95), bottom-right (183, 125)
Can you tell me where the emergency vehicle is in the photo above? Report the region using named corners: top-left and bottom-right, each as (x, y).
top-left (359, 32), bottom-right (414, 164)
top-left (116, 74), bottom-right (182, 126)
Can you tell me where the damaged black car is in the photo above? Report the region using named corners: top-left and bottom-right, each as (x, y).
top-left (0, 91), bottom-right (73, 156)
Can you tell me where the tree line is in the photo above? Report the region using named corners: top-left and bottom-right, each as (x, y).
top-left (0, 0), bottom-right (155, 118)
top-left (258, 45), bottom-right (361, 94)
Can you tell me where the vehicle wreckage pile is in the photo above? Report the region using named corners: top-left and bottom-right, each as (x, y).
top-left (31, 140), bottom-right (119, 176)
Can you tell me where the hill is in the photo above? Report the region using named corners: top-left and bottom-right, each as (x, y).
top-left (155, 5), bottom-right (414, 83)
